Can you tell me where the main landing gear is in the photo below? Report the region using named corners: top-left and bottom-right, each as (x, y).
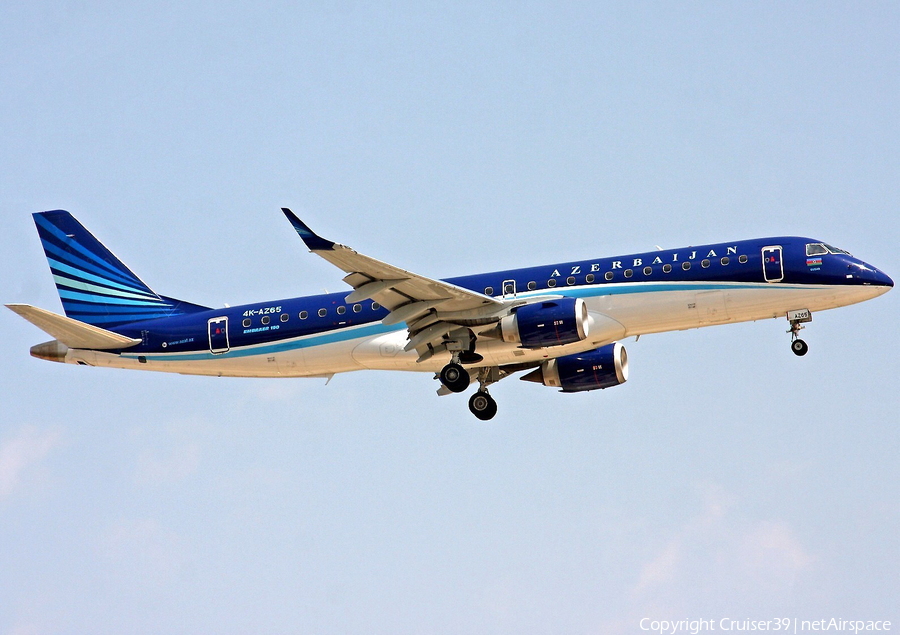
top-left (438, 358), bottom-right (500, 420)
top-left (439, 360), bottom-right (470, 393)
top-left (437, 335), bottom-right (482, 393)
top-left (786, 309), bottom-right (812, 356)
top-left (467, 367), bottom-right (501, 421)
top-left (468, 390), bottom-right (498, 421)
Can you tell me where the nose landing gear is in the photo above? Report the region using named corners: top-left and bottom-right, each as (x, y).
top-left (786, 309), bottom-right (812, 356)
top-left (790, 338), bottom-right (809, 356)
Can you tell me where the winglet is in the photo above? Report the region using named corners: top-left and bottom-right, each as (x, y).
top-left (281, 208), bottom-right (335, 251)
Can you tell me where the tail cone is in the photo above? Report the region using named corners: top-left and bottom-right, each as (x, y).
top-left (30, 340), bottom-right (68, 363)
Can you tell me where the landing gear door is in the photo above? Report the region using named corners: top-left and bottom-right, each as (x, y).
top-left (762, 246), bottom-right (784, 282)
top-left (208, 317), bottom-right (230, 354)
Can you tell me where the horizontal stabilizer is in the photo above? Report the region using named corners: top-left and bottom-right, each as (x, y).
top-left (6, 303), bottom-right (141, 350)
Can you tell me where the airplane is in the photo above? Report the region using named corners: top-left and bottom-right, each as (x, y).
top-left (7, 209), bottom-right (893, 420)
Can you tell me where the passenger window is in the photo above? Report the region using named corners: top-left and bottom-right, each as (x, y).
top-left (300, 311), bottom-right (308, 319)
top-left (353, 304), bottom-right (362, 313)
top-left (318, 308), bottom-right (327, 317)
top-left (242, 318), bottom-right (251, 328)
top-left (337, 306), bottom-right (346, 315)
top-left (280, 313), bottom-right (289, 322)
top-left (484, 287), bottom-right (494, 295)
top-left (701, 259), bottom-right (710, 268)
top-left (371, 302), bottom-right (380, 310)
top-left (548, 279), bottom-right (557, 287)
top-left (624, 269), bottom-right (633, 278)
top-left (663, 264), bottom-right (672, 273)
top-left (527, 281), bottom-right (536, 291)
top-left (566, 276), bottom-right (575, 285)
top-left (585, 274), bottom-right (594, 283)
top-left (261, 315), bottom-right (270, 325)
top-left (643, 266), bottom-right (652, 276)
top-left (739, 255), bottom-right (748, 264)
top-left (682, 262), bottom-right (691, 270)
top-left (605, 271), bottom-right (614, 281)
top-left (721, 256), bottom-right (730, 265)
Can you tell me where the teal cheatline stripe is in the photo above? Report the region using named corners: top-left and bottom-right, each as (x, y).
top-left (48, 258), bottom-right (153, 296)
top-left (35, 214), bottom-right (135, 281)
top-left (124, 322), bottom-right (403, 362)
top-left (557, 281), bottom-right (809, 300)
top-left (563, 283), bottom-right (739, 298)
top-left (58, 289), bottom-right (168, 307)
top-left (53, 275), bottom-right (161, 302)
top-left (41, 239), bottom-right (140, 288)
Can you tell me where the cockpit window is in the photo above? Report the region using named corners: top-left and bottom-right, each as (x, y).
top-left (806, 243), bottom-right (828, 256)
top-left (824, 243), bottom-right (851, 256)
top-left (807, 242), bottom-right (852, 256)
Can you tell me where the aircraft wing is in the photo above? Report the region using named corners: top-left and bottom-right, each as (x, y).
top-left (282, 209), bottom-right (505, 359)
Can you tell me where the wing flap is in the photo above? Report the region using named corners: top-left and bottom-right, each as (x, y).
top-left (319, 244), bottom-right (496, 311)
top-left (6, 303), bottom-right (142, 350)
top-left (345, 278), bottom-right (408, 303)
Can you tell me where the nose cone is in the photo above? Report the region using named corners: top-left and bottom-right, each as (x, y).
top-left (862, 261), bottom-right (894, 287)
top-left (845, 258), bottom-right (892, 291)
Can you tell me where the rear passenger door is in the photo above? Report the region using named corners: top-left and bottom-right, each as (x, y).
top-left (208, 317), bottom-right (230, 354)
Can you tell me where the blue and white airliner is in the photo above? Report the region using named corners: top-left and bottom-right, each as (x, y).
top-left (8, 209), bottom-right (893, 420)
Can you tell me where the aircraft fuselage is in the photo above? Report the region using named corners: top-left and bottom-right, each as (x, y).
top-left (50, 235), bottom-right (891, 378)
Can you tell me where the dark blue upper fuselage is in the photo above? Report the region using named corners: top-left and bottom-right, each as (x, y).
top-left (110, 236), bottom-right (893, 355)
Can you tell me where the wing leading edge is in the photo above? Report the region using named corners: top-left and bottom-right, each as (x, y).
top-left (281, 208), bottom-right (508, 360)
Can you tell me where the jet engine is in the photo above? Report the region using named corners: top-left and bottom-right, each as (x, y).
top-left (521, 343), bottom-right (628, 392)
top-left (499, 297), bottom-right (589, 348)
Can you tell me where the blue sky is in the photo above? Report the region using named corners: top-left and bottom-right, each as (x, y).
top-left (1, 3), bottom-right (897, 633)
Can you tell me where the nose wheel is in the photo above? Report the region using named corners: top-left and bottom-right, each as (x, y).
top-left (786, 309), bottom-right (812, 357)
top-left (468, 390), bottom-right (498, 420)
top-left (791, 338), bottom-right (809, 356)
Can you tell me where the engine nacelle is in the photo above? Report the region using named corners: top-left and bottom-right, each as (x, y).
top-left (521, 343), bottom-right (628, 392)
top-left (499, 297), bottom-right (589, 348)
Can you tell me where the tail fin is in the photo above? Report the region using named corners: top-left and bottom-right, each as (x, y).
top-left (33, 210), bottom-right (210, 327)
